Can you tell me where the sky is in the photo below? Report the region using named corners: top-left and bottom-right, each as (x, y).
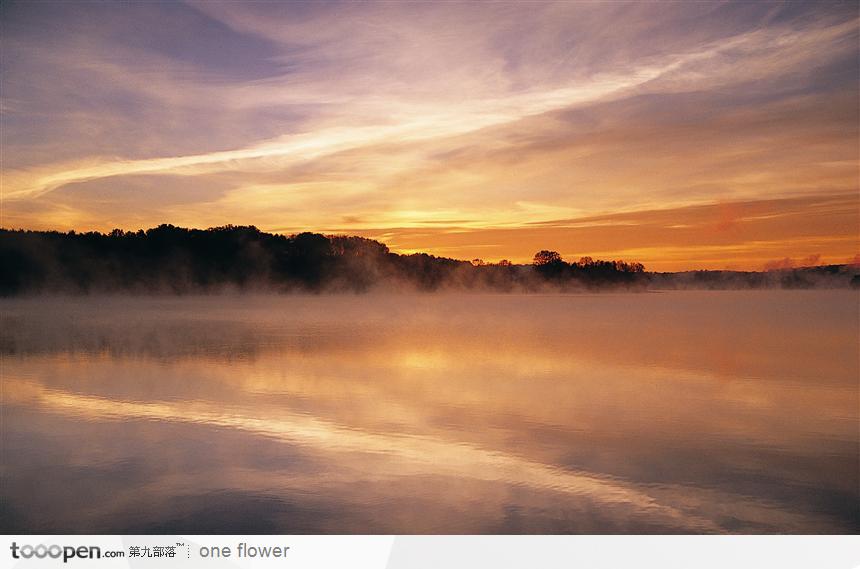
top-left (1, 1), bottom-right (858, 270)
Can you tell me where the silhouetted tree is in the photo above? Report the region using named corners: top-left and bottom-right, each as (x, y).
top-left (533, 250), bottom-right (562, 266)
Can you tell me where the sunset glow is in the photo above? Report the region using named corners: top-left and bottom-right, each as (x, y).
top-left (1, 2), bottom-right (858, 270)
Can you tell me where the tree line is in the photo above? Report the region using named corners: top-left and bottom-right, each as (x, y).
top-left (0, 225), bottom-right (647, 295)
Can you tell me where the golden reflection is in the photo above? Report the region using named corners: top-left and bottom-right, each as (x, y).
top-left (3, 377), bottom-right (836, 533)
top-left (1, 293), bottom-right (857, 532)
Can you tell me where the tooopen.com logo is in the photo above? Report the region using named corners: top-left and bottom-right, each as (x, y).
top-left (10, 543), bottom-right (123, 563)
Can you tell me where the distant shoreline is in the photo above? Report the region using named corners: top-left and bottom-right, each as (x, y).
top-left (2, 225), bottom-right (857, 295)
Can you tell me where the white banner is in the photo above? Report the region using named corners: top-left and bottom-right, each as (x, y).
top-left (1, 536), bottom-right (858, 569)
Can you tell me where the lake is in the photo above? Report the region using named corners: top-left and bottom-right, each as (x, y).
top-left (1, 291), bottom-right (857, 533)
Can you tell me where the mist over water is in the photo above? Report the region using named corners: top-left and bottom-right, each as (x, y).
top-left (1, 291), bottom-right (858, 533)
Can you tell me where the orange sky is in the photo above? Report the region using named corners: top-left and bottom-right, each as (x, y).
top-left (1, 2), bottom-right (858, 270)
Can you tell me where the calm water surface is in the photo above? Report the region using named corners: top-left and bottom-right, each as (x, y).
top-left (1, 292), bottom-right (858, 533)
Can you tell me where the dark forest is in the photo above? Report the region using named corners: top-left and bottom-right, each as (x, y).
top-left (0, 225), bottom-right (856, 295)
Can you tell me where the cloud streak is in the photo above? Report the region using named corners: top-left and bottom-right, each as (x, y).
top-left (3, 31), bottom-right (779, 201)
top-left (1, 1), bottom-right (857, 269)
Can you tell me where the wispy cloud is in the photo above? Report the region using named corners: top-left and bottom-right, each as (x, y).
top-left (1, 1), bottom-right (857, 268)
top-left (0, 35), bottom-right (767, 200)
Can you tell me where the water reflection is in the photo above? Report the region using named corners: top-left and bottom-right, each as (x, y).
top-left (1, 292), bottom-right (858, 533)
